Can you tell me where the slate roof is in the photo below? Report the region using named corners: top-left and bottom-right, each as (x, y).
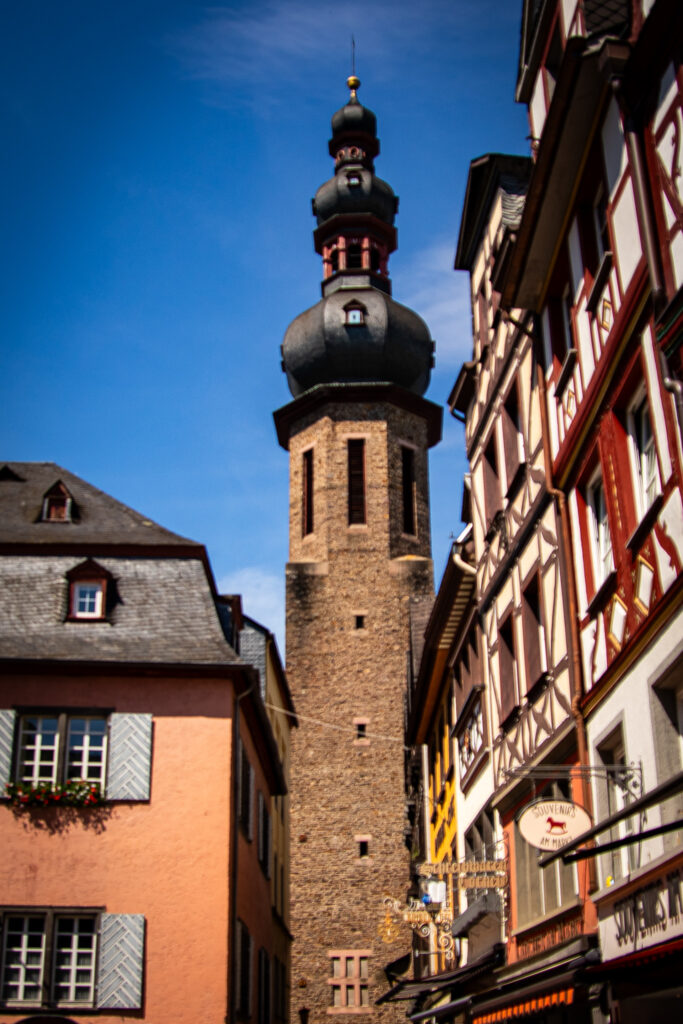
top-left (0, 462), bottom-right (198, 549)
top-left (0, 463), bottom-right (241, 666)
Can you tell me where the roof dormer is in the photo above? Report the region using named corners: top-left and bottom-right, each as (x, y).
top-left (41, 481), bottom-right (77, 523)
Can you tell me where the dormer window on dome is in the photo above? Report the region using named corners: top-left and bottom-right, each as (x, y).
top-left (344, 301), bottom-right (366, 326)
top-left (66, 559), bottom-right (113, 621)
top-left (347, 173), bottom-right (361, 187)
top-left (41, 481), bottom-right (76, 523)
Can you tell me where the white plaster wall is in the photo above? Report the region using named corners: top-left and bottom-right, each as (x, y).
top-left (586, 609), bottom-right (683, 871)
top-left (612, 179), bottom-right (642, 297)
top-left (561, 0), bottom-right (579, 36)
top-left (530, 73), bottom-right (547, 143)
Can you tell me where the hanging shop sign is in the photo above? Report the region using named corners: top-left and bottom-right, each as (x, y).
top-left (518, 798), bottom-right (592, 851)
top-left (417, 860), bottom-right (508, 887)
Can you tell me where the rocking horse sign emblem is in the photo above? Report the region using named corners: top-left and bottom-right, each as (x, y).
top-left (518, 798), bottom-right (592, 851)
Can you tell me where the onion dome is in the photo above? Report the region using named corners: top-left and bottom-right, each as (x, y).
top-left (328, 75), bottom-right (379, 171)
top-left (280, 77), bottom-right (434, 399)
top-left (313, 168), bottom-right (397, 227)
top-left (281, 287), bottom-right (433, 398)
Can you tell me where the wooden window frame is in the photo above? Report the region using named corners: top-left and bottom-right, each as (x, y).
top-left (497, 614), bottom-right (518, 727)
top-left (14, 711), bottom-right (109, 790)
top-left (0, 909), bottom-right (101, 1010)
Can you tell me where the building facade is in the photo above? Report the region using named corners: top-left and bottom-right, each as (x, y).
top-left (393, 2), bottom-right (683, 1022)
top-left (275, 79), bottom-right (442, 1022)
top-left (0, 462), bottom-right (288, 1024)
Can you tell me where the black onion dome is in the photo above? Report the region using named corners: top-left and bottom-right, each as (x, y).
top-left (313, 169), bottom-right (397, 226)
top-left (281, 287), bottom-right (433, 398)
top-left (331, 96), bottom-right (377, 139)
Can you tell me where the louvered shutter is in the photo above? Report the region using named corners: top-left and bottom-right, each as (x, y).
top-left (96, 913), bottom-right (145, 1009)
top-left (107, 713), bottom-right (152, 800)
top-left (0, 710), bottom-right (17, 794)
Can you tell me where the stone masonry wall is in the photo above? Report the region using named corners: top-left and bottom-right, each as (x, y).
top-left (286, 400), bottom-right (435, 1024)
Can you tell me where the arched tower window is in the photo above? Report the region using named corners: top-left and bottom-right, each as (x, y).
top-left (330, 248), bottom-right (340, 273)
top-left (370, 247), bottom-right (381, 273)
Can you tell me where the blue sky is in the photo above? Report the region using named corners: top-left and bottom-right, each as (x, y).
top-left (2, 0), bottom-right (529, 651)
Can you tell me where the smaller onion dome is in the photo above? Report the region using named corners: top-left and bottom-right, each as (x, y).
top-left (328, 76), bottom-right (379, 169)
top-left (281, 287), bottom-right (433, 398)
top-left (312, 168), bottom-right (397, 227)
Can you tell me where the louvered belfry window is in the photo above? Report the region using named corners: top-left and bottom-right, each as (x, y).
top-left (347, 440), bottom-right (366, 525)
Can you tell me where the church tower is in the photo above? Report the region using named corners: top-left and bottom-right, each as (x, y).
top-left (274, 78), bottom-right (442, 1023)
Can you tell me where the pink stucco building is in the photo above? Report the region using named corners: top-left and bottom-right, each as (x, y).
top-left (0, 462), bottom-right (289, 1024)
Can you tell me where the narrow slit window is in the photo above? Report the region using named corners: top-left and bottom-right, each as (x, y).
top-left (401, 446), bottom-right (416, 535)
top-left (347, 440), bottom-right (366, 525)
top-left (355, 614), bottom-right (365, 630)
top-left (302, 449), bottom-right (314, 536)
top-left (358, 840), bottom-right (369, 858)
top-left (346, 243), bottom-right (362, 269)
top-left (355, 722), bottom-right (367, 739)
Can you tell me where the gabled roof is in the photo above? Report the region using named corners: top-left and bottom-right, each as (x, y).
top-left (0, 462), bottom-right (199, 550)
top-left (454, 154), bottom-right (532, 273)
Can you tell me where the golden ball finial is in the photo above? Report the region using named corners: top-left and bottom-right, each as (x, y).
top-left (347, 74), bottom-right (360, 99)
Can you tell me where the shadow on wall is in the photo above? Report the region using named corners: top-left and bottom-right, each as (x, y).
top-left (4, 804), bottom-right (115, 835)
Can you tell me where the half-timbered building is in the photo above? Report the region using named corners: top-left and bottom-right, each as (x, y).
top-left (497, 0), bottom-right (683, 1019)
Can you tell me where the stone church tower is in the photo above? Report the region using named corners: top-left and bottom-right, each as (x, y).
top-left (274, 78), bottom-right (441, 1023)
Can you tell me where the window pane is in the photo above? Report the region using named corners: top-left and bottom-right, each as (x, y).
top-left (67, 717), bottom-right (107, 785)
top-left (360, 985), bottom-right (369, 1006)
top-left (18, 716), bottom-right (59, 785)
top-left (332, 985), bottom-right (342, 1007)
top-left (359, 957), bottom-right (368, 979)
top-left (332, 957), bottom-right (341, 978)
top-left (2, 915), bottom-right (45, 1002)
top-left (346, 957), bottom-right (354, 978)
top-left (53, 917), bottom-right (96, 1005)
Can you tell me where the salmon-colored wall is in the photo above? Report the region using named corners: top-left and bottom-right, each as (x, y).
top-left (0, 670), bottom-right (236, 1024)
top-left (235, 715), bottom-right (274, 995)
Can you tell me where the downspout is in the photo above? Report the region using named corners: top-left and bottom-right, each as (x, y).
top-left (228, 675), bottom-right (255, 1024)
top-left (536, 362), bottom-right (596, 891)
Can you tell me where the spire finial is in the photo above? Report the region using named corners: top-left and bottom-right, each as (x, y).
top-left (347, 35), bottom-right (360, 100)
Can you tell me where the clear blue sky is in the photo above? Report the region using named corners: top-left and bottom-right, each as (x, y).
top-left (2, 0), bottom-right (529, 651)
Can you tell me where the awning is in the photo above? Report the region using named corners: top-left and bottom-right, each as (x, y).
top-left (583, 935), bottom-right (683, 975)
top-left (409, 995), bottom-right (471, 1021)
top-left (377, 945), bottom-right (504, 1006)
top-left (451, 893), bottom-right (500, 939)
top-left (472, 987), bottom-right (574, 1023)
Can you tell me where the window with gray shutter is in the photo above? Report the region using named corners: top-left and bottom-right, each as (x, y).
top-left (107, 713), bottom-right (152, 800)
top-left (96, 913), bottom-right (145, 1009)
top-left (0, 710), bottom-right (17, 794)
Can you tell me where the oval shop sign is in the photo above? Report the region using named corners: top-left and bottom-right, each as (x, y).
top-left (518, 799), bottom-right (592, 851)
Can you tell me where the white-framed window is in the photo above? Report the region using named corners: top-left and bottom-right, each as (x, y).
top-left (627, 394), bottom-right (661, 519)
top-left (16, 714), bottom-right (107, 788)
top-left (0, 910), bottom-right (144, 1010)
top-left (1, 710), bottom-right (153, 802)
top-left (596, 728), bottom-right (637, 885)
top-left (327, 950), bottom-right (371, 1012)
top-left (457, 699), bottom-right (484, 781)
top-left (344, 303), bottom-right (365, 326)
top-left (587, 471), bottom-right (613, 588)
top-left (72, 582), bottom-right (104, 619)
